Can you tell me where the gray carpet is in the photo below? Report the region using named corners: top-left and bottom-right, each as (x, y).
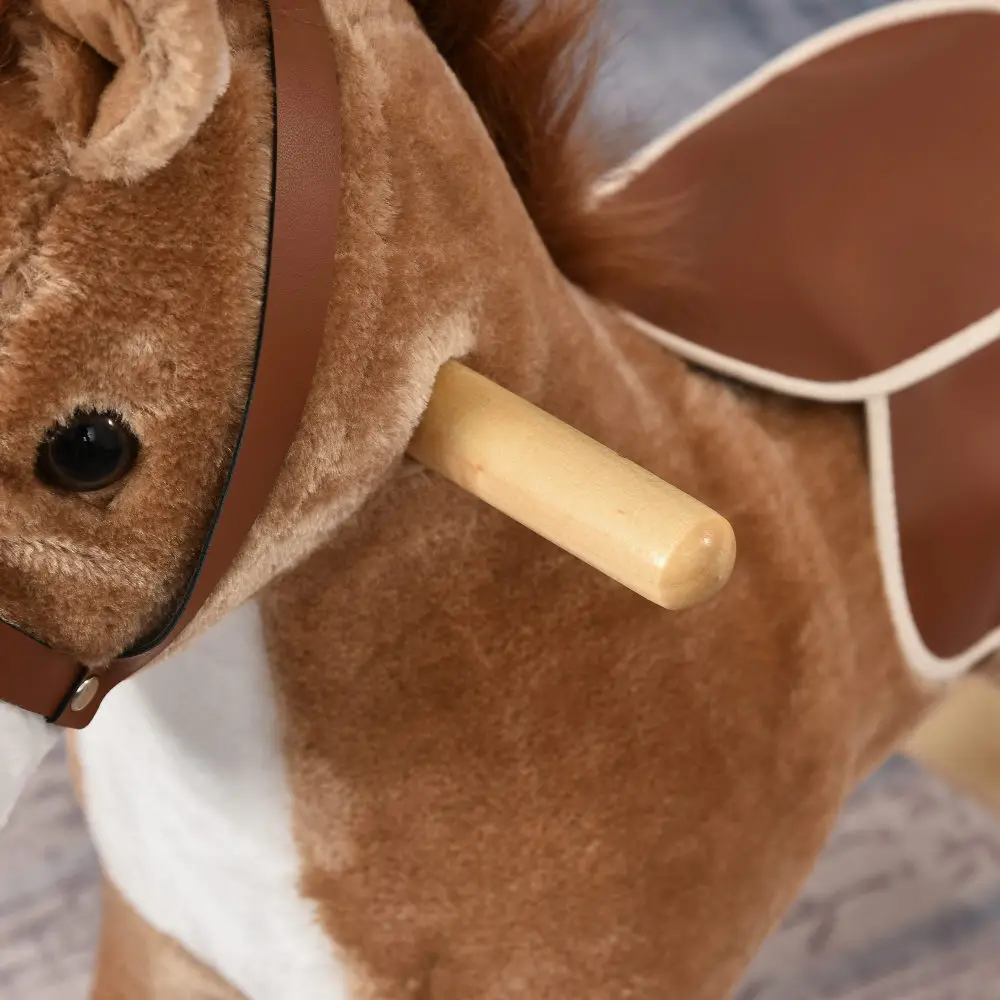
top-left (3, 1), bottom-right (1000, 998)
top-left (0, 744), bottom-right (98, 1000)
top-left (742, 758), bottom-right (1000, 999)
top-left (591, 0), bottom-right (886, 149)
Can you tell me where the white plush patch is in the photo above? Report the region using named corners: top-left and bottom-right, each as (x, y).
top-left (76, 600), bottom-right (350, 1000)
top-left (0, 701), bottom-right (58, 829)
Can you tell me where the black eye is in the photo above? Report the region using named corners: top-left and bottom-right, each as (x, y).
top-left (36, 411), bottom-right (139, 493)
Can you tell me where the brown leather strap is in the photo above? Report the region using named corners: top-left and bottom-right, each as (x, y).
top-left (0, 0), bottom-right (341, 729)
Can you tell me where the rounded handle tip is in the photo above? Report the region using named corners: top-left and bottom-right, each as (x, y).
top-left (658, 514), bottom-right (737, 611)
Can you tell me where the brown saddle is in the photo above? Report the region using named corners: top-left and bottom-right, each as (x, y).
top-left (600, 1), bottom-right (1000, 681)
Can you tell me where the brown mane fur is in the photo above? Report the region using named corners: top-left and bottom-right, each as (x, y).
top-left (0, 0), bottom-right (16, 69)
top-left (410, 0), bottom-right (667, 301)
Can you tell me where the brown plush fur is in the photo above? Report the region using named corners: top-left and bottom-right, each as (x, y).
top-left (0, 0), bottom-right (935, 997)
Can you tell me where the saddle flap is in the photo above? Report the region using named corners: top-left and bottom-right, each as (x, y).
top-left (599, 1), bottom-right (1000, 676)
top-left (889, 342), bottom-right (1000, 660)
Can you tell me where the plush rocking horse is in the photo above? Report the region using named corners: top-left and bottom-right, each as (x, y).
top-left (0, 0), bottom-right (997, 996)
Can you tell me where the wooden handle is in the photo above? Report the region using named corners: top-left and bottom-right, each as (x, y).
top-left (408, 362), bottom-right (736, 610)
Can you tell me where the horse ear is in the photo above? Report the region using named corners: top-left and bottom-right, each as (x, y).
top-left (36, 0), bottom-right (230, 181)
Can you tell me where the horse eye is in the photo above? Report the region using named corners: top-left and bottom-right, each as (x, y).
top-left (36, 411), bottom-right (140, 493)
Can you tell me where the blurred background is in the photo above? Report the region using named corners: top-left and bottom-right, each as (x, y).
top-left (3, 1), bottom-right (999, 997)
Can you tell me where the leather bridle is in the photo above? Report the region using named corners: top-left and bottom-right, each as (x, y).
top-left (0, 0), bottom-right (341, 729)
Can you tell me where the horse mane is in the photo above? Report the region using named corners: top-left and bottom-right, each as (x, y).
top-left (0, 0), bottom-right (16, 70)
top-left (410, 0), bottom-right (669, 302)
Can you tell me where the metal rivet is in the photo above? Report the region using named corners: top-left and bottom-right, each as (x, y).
top-left (70, 677), bottom-right (100, 713)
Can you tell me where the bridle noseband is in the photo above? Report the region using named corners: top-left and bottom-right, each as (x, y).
top-left (0, 0), bottom-right (341, 729)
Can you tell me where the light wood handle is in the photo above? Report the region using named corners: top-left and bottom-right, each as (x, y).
top-left (408, 362), bottom-right (736, 610)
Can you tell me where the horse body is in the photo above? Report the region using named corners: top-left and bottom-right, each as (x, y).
top-left (0, 0), bottom-right (934, 996)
